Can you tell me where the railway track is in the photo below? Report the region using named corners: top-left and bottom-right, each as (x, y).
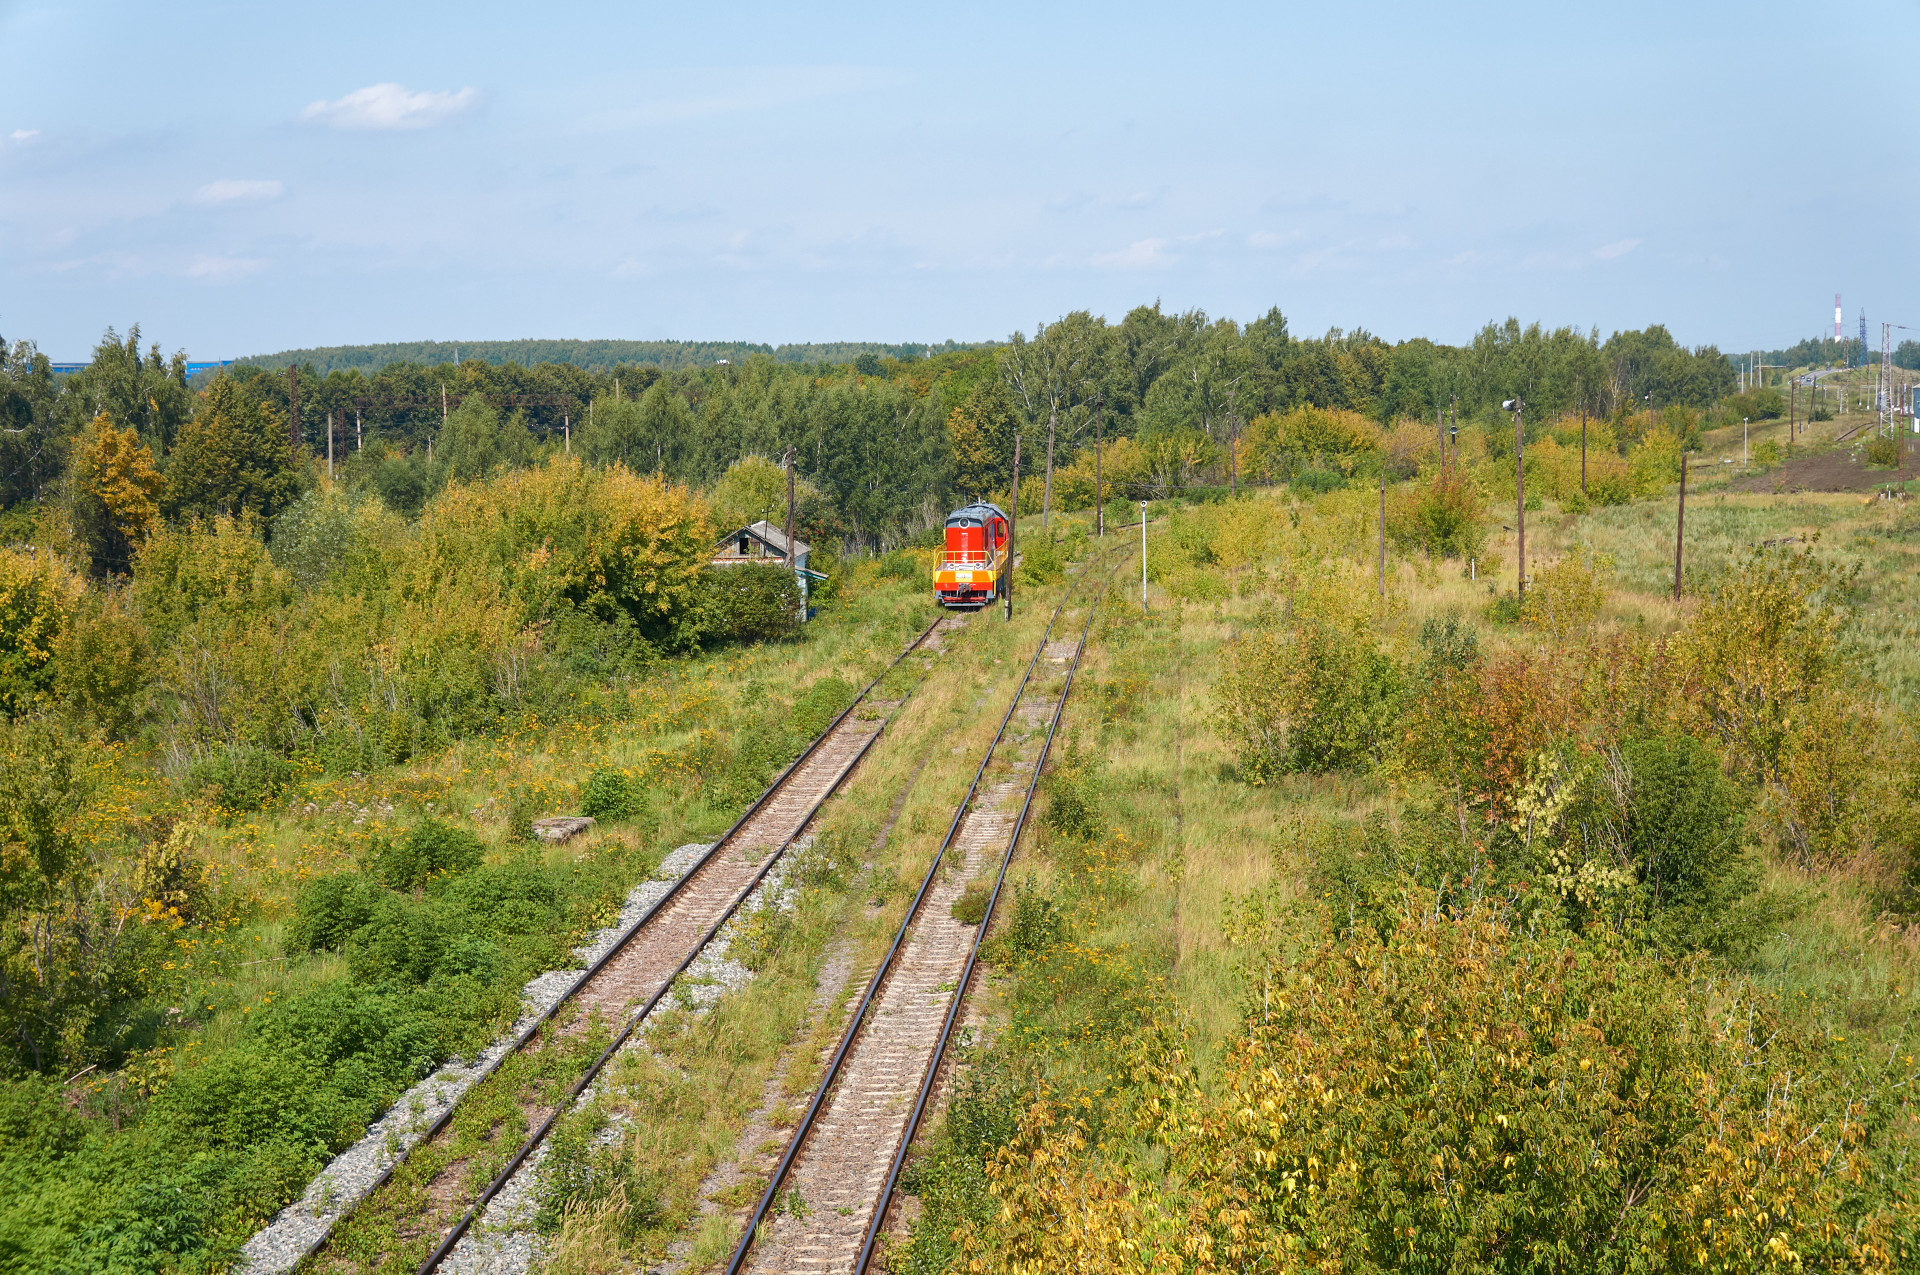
top-left (268, 613), bottom-right (959, 1274)
top-left (727, 549), bottom-right (1122, 1275)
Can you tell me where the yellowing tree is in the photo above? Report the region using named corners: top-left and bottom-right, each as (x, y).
top-left (69, 412), bottom-right (162, 576)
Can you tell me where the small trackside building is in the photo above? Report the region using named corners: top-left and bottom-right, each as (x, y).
top-left (711, 520), bottom-right (827, 618)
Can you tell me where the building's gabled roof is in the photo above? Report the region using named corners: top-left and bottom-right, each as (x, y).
top-left (714, 519), bottom-right (810, 560)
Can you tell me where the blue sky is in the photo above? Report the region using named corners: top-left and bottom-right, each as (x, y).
top-left (2, 0), bottom-right (1915, 361)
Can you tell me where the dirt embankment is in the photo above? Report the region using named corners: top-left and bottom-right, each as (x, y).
top-left (1726, 447), bottom-right (1913, 494)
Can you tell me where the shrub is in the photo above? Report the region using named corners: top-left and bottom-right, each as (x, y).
top-left (1616, 732), bottom-right (1762, 952)
top-left (186, 744), bottom-right (292, 811)
top-left (695, 563), bottom-right (801, 645)
top-left (1003, 881), bottom-right (1064, 960)
top-left (369, 818), bottom-right (483, 891)
top-left (0, 547), bottom-right (79, 717)
top-left (288, 873), bottom-right (382, 953)
top-left (1386, 473), bottom-right (1486, 559)
top-left (1016, 536), bottom-right (1063, 585)
top-left (1105, 896), bottom-right (1920, 1275)
top-left (1215, 615), bottom-right (1403, 780)
top-left (1289, 468), bottom-right (1346, 496)
top-left (1864, 436), bottom-right (1901, 468)
top-left (579, 767), bottom-right (639, 820)
top-left (1723, 386), bottom-right (1785, 420)
top-left (345, 894), bottom-right (449, 984)
top-left (1519, 548), bottom-right (1608, 640)
top-left (1042, 755), bottom-right (1099, 842)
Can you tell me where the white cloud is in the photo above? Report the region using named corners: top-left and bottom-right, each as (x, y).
top-left (194, 179), bottom-right (284, 205)
top-left (1092, 237), bottom-right (1170, 269)
top-left (187, 255), bottom-right (268, 283)
top-left (1592, 237), bottom-right (1642, 260)
top-left (300, 83), bottom-right (478, 130)
top-left (1177, 228), bottom-right (1224, 243)
top-left (1246, 230), bottom-right (1300, 249)
top-left (8, 129), bottom-right (39, 143)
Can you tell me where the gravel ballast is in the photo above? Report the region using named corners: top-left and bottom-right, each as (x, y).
top-left (236, 843), bottom-right (714, 1275)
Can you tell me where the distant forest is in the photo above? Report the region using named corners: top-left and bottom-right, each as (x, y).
top-left (1, 305), bottom-right (1767, 552)
top-left (233, 338), bottom-right (987, 376)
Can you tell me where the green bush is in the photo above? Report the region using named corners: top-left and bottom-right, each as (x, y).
top-left (345, 894), bottom-right (450, 984)
top-left (695, 563), bottom-right (800, 645)
top-left (1016, 536), bottom-right (1063, 585)
top-left (579, 768), bottom-right (639, 820)
top-left (1617, 732), bottom-right (1766, 955)
top-left (1003, 879), bottom-right (1064, 959)
top-left (1723, 387), bottom-right (1785, 420)
top-left (1290, 468), bottom-right (1346, 495)
top-left (1864, 436), bottom-right (1901, 468)
top-left (369, 818), bottom-right (483, 890)
top-left (288, 873), bottom-right (382, 952)
top-left (186, 744), bottom-right (293, 811)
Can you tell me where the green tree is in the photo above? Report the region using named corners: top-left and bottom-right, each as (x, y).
top-left (438, 396), bottom-right (533, 482)
top-left (163, 376), bottom-right (302, 524)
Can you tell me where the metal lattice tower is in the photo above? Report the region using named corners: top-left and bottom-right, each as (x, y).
top-left (1858, 310), bottom-right (1868, 369)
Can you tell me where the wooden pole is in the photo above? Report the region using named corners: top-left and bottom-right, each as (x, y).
top-left (1673, 449), bottom-right (1687, 602)
top-left (1006, 434), bottom-right (1021, 622)
top-left (784, 446), bottom-right (796, 567)
top-left (1041, 407), bottom-right (1056, 531)
top-left (327, 410), bottom-right (333, 480)
top-left (1094, 393), bottom-right (1104, 537)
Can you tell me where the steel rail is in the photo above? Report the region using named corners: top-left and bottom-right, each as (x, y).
top-left (290, 614), bottom-right (943, 1273)
top-left (852, 548), bottom-right (1121, 1273)
top-left (724, 548), bottom-right (1121, 1275)
top-left (416, 622), bottom-right (955, 1272)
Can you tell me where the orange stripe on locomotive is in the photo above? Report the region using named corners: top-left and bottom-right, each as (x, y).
top-left (932, 502), bottom-right (1010, 610)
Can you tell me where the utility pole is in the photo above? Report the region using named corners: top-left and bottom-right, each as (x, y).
top-left (327, 410), bottom-right (334, 480)
top-left (1140, 500), bottom-right (1148, 610)
top-left (1041, 403), bottom-right (1056, 532)
top-left (784, 446), bottom-right (796, 569)
top-left (1093, 392), bottom-right (1104, 537)
top-left (1504, 398), bottom-right (1526, 600)
top-left (1005, 434), bottom-right (1021, 622)
top-left (288, 365), bottom-right (301, 451)
top-left (1580, 397), bottom-right (1588, 497)
top-left (563, 412), bottom-right (570, 453)
top-left (1673, 449), bottom-right (1687, 601)
top-left (441, 383), bottom-right (448, 426)
top-left (1743, 417), bottom-right (1749, 468)
top-left (356, 407), bottom-right (362, 451)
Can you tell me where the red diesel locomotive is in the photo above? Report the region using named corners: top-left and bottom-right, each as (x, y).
top-left (932, 502), bottom-right (1010, 610)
